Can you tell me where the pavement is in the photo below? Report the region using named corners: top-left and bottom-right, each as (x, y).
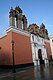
top-left (0, 63), bottom-right (53, 80)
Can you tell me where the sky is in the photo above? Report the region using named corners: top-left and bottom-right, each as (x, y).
top-left (0, 0), bottom-right (53, 37)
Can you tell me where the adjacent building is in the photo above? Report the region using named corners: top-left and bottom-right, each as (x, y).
top-left (49, 35), bottom-right (53, 60)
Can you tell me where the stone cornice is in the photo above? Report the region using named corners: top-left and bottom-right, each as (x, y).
top-left (6, 26), bottom-right (30, 37)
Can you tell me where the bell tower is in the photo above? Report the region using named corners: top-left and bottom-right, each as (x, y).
top-left (9, 6), bottom-right (27, 30)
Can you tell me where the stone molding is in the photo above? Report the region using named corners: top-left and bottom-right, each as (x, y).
top-left (6, 26), bottom-right (30, 37)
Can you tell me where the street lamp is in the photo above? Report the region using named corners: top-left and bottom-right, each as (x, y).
top-left (11, 40), bottom-right (16, 73)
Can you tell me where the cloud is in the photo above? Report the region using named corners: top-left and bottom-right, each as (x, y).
top-left (47, 25), bottom-right (53, 27)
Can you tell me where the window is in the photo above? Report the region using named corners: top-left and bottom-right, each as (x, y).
top-left (32, 35), bottom-right (34, 41)
top-left (15, 18), bottom-right (16, 27)
top-left (43, 30), bottom-right (44, 33)
top-left (52, 40), bottom-right (53, 43)
top-left (42, 38), bottom-right (43, 42)
top-left (22, 21), bottom-right (24, 30)
top-left (18, 11), bottom-right (20, 16)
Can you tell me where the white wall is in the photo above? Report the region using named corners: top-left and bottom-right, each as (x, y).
top-left (31, 34), bottom-right (48, 66)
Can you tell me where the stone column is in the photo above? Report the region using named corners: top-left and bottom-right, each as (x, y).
top-left (15, 13), bottom-right (22, 29)
top-left (23, 15), bottom-right (27, 30)
top-left (9, 17), bottom-right (15, 27)
top-left (9, 7), bottom-right (15, 27)
top-left (23, 19), bottom-right (27, 30)
top-left (17, 16), bottom-right (22, 29)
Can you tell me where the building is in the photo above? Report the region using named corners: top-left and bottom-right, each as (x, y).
top-left (0, 6), bottom-right (52, 68)
top-left (49, 35), bottom-right (53, 60)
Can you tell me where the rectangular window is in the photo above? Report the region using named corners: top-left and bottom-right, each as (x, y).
top-left (52, 40), bottom-right (53, 43)
top-left (22, 21), bottom-right (24, 30)
top-left (32, 35), bottom-right (34, 41)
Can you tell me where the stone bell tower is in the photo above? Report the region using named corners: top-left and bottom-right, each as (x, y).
top-left (9, 6), bottom-right (27, 30)
top-left (9, 7), bottom-right (15, 27)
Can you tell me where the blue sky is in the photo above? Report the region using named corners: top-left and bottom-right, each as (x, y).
top-left (0, 0), bottom-right (53, 37)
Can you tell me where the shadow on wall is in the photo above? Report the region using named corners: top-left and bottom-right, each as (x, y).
top-left (49, 55), bottom-right (53, 62)
top-left (0, 49), bottom-right (11, 65)
top-left (0, 53), bottom-right (6, 65)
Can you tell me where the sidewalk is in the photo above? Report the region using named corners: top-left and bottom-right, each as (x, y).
top-left (0, 64), bottom-right (53, 80)
top-left (0, 66), bottom-right (33, 77)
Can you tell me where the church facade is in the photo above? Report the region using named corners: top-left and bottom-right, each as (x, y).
top-left (0, 6), bottom-right (52, 68)
top-left (27, 23), bottom-right (51, 65)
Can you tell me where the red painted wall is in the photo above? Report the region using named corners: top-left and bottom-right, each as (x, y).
top-left (0, 31), bottom-right (12, 65)
top-left (0, 30), bottom-right (52, 65)
top-left (12, 32), bottom-right (33, 65)
top-left (45, 41), bottom-right (52, 59)
top-left (0, 31), bottom-right (33, 65)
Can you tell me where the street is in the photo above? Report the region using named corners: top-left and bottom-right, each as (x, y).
top-left (0, 64), bottom-right (53, 80)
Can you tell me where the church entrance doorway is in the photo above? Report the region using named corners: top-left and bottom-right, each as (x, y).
top-left (38, 49), bottom-right (44, 65)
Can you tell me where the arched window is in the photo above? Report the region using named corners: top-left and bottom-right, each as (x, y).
top-left (32, 35), bottom-right (34, 41)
